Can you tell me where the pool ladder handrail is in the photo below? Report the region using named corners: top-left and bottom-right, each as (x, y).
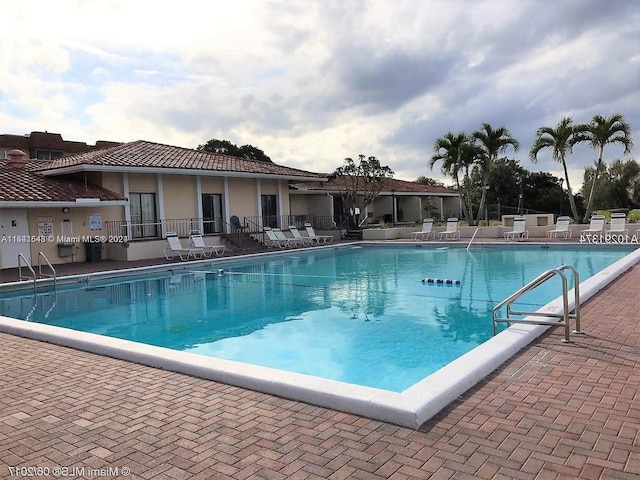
top-left (17, 252), bottom-right (58, 295)
top-left (37, 252), bottom-right (57, 292)
top-left (492, 264), bottom-right (581, 343)
top-left (466, 228), bottom-right (483, 251)
top-left (18, 253), bottom-right (37, 294)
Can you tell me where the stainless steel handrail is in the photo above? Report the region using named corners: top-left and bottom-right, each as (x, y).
top-left (493, 264), bottom-right (581, 342)
top-left (466, 228), bottom-right (483, 251)
top-left (38, 252), bottom-right (57, 291)
top-left (18, 253), bottom-right (37, 294)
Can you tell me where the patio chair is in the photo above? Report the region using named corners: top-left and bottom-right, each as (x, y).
top-left (504, 216), bottom-right (529, 241)
top-left (579, 215), bottom-right (605, 241)
top-left (188, 230), bottom-right (225, 257)
top-left (548, 216), bottom-right (572, 239)
top-left (304, 223), bottom-right (333, 244)
top-left (230, 215), bottom-right (247, 232)
top-left (411, 218), bottom-right (435, 240)
top-left (273, 228), bottom-right (301, 247)
top-left (437, 218), bottom-right (460, 240)
top-left (606, 213), bottom-right (628, 235)
top-left (289, 225), bottom-right (313, 246)
top-left (263, 227), bottom-right (289, 248)
top-left (164, 232), bottom-right (204, 261)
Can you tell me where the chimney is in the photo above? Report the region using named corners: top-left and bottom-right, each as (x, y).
top-left (7, 149), bottom-right (28, 168)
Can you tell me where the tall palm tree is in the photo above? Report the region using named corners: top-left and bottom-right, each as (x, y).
top-left (577, 113), bottom-right (634, 222)
top-left (473, 123), bottom-right (520, 224)
top-left (529, 116), bottom-right (584, 222)
top-left (458, 140), bottom-right (485, 224)
top-left (430, 132), bottom-right (472, 224)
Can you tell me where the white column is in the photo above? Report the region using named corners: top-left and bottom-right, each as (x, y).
top-left (123, 173), bottom-right (131, 240)
top-left (256, 179), bottom-right (262, 227)
top-left (195, 176), bottom-right (203, 233)
top-left (157, 174), bottom-right (165, 237)
top-left (223, 177), bottom-right (230, 233)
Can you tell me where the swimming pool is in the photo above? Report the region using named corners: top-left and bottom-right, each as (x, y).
top-left (1, 242), bottom-right (639, 427)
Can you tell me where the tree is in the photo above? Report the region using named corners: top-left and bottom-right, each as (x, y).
top-left (330, 155), bottom-right (394, 229)
top-left (581, 159), bottom-right (640, 210)
top-left (472, 123), bottom-right (520, 224)
top-left (429, 132), bottom-right (474, 224)
top-left (576, 113), bottom-right (633, 221)
top-left (415, 176), bottom-right (445, 187)
top-left (529, 117), bottom-right (584, 222)
top-left (197, 139), bottom-right (272, 162)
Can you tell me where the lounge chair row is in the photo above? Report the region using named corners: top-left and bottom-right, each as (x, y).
top-left (412, 214), bottom-right (638, 242)
top-left (264, 224), bottom-right (333, 248)
top-left (411, 218), bottom-right (461, 240)
top-left (164, 231), bottom-right (226, 261)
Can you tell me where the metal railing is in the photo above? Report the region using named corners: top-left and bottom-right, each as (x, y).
top-left (38, 252), bottom-right (57, 292)
top-left (492, 265), bottom-right (581, 343)
top-left (18, 254), bottom-right (37, 294)
top-left (105, 218), bottom-right (226, 240)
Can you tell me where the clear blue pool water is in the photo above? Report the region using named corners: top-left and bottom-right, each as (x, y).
top-left (0, 245), bottom-right (634, 392)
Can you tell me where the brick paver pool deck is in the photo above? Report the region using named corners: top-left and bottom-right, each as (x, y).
top-left (1, 257), bottom-right (639, 479)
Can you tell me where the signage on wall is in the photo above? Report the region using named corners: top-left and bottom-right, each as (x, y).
top-left (90, 214), bottom-right (102, 231)
top-left (37, 217), bottom-right (54, 237)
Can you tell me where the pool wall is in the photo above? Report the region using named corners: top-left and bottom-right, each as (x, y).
top-left (1, 244), bottom-right (639, 428)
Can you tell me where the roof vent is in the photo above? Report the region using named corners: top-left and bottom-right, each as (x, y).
top-left (7, 149), bottom-right (28, 168)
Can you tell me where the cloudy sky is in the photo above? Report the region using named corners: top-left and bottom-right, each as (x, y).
top-left (1, 0), bottom-right (638, 190)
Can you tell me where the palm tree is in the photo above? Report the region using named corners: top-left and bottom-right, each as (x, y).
top-left (430, 132), bottom-right (473, 224)
top-left (577, 113), bottom-right (634, 222)
top-left (529, 117), bottom-right (584, 222)
top-left (473, 123), bottom-right (520, 225)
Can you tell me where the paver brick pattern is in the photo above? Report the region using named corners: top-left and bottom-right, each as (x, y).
top-left (1, 265), bottom-right (639, 479)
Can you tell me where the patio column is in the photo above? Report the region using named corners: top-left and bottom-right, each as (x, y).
top-left (123, 173), bottom-right (132, 240)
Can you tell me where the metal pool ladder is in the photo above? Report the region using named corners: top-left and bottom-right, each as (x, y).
top-left (492, 264), bottom-right (581, 343)
top-left (17, 252), bottom-right (58, 295)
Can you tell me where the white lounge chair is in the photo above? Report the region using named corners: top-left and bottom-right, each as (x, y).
top-left (289, 225), bottom-right (313, 246)
top-left (264, 227), bottom-right (284, 248)
top-left (164, 232), bottom-right (203, 261)
top-left (304, 223), bottom-right (333, 244)
top-left (188, 230), bottom-right (225, 257)
top-left (606, 213), bottom-right (628, 235)
top-left (273, 228), bottom-right (301, 247)
top-left (437, 218), bottom-right (460, 240)
top-left (264, 227), bottom-right (293, 248)
top-left (504, 216), bottom-right (529, 241)
top-left (548, 216), bottom-right (572, 239)
top-left (411, 218), bottom-right (435, 240)
top-left (580, 215), bottom-right (606, 241)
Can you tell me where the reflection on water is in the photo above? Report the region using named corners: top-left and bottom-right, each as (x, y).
top-left (0, 245), bottom-right (633, 391)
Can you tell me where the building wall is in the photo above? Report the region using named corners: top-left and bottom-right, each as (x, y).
top-left (162, 176), bottom-right (196, 219)
top-left (228, 178), bottom-right (258, 219)
top-left (128, 173), bottom-right (157, 192)
top-left (23, 207), bottom-right (115, 264)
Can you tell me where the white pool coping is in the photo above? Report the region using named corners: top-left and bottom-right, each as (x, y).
top-left (1, 244), bottom-right (639, 428)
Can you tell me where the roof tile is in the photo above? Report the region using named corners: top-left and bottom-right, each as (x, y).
top-left (34, 140), bottom-right (324, 179)
top-left (0, 160), bottom-right (126, 202)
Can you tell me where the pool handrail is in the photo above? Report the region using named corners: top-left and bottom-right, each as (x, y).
top-left (492, 264), bottom-right (581, 342)
top-left (466, 228), bottom-right (483, 251)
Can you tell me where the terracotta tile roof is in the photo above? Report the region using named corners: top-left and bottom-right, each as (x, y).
top-left (0, 160), bottom-right (126, 203)
top-left (34, 140), bottom-right (325, 180)
top-left (0, 131), bottom-right (121, 155)
top-left (291, 176), bottom-right (458, 195)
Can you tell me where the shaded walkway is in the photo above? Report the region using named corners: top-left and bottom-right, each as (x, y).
top-left (1, 264), bottom-right (640, 479)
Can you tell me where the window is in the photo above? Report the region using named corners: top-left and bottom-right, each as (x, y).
top-left (34, 149), bottom-right (64, 160)
top-left (261, 195), bottom-right (278, 227)
top-left (130, 193), bottom-right (158, 238)
top-left (201, 193), bottom-right (223, 234)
